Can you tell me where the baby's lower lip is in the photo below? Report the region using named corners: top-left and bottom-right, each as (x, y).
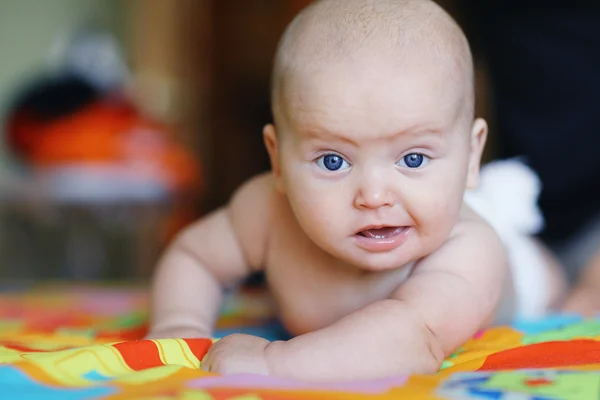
top-left (354, 226), bottom-right (410, 252)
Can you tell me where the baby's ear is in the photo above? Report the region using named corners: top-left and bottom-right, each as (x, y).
top-left (263, 124), bottom-right (285, 192)
top-left (466, 118), bottom-right (488, 189)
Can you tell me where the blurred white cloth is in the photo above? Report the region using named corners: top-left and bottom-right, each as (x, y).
top-left (464, 158), bottom-right (549, 320)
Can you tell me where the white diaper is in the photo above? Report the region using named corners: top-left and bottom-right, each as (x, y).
top-left (463, 158), bottom-right (550, 320)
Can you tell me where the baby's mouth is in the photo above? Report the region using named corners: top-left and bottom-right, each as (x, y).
top-left (358, 226), bottom-right (405, 239)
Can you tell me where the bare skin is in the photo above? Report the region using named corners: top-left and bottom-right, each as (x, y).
top-left (562, 248), bottom-right (600, 315)
top-left (147, 0), bottom-right (564, 382)
top-left (150, 173), bottom-right (508, 381)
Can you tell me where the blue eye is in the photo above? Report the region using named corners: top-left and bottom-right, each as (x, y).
top-left (397, 153), bottom-right (430, 169)
top-left (316, 154), bottom-right (350, 171)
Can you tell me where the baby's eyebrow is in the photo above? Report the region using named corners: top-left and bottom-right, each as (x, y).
top-left (377, 127), bottom-right (447, 143)
top-left (301, 129), bottom-right (360, 146)
top-left (395, 125), bottom-right (445, 137)
top-left (383, 126), bottom-right (449, 143)
top-left (299, 125), bottom-right (446, 147)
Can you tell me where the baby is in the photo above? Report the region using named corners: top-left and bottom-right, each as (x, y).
top-left (147, 0), bottom-right (565, 382)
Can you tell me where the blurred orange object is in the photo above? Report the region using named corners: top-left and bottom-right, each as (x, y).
top-left (7, 99), bottom-right (201, 195)
top-left (6, 94), bottom-right (203, 248)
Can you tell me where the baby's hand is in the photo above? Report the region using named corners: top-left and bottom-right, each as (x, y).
top-left (145, 327), bottom-right (211, 340)
top-left (201, 333), bottom-right (271, 375)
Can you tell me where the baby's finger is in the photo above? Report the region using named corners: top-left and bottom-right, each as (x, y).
top-left (200, 351), bottom-right (213, 371)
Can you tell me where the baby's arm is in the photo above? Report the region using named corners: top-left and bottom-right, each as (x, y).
top-left (147, 174), bottom-right (273, 338)
top-left (563, 246), bottom-right (600, 315)
top-left (263, 222), bottom-right (507, 381)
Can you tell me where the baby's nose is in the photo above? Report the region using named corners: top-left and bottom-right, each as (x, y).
top-left (354, 177), bottom-right (394, 210)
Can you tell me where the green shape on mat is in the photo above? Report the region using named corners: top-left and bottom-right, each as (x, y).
top-left (111, 312), bottom-right (146, 328)
top-left (522, 320), bottom-right (600, 345)
top-left (438, 347), bottom-right (463, 371)
top-left (440, 360), bottom-right (454, 371)
top-left (448, 347), bottom-right (463, 359)
top-left (481, 371), bottom-right (600, 400)
top-left (56, 328), bottom-right (95, 338)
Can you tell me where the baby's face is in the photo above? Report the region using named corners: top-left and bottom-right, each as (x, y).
top-left (271, 56), bottom-right (481, 271)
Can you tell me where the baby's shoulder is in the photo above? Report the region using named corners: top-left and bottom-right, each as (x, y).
top-left (408, 202), bottom-right (508, 303)
top-left (451, 204), bottom-right (504, 249)
top-left (420, 204), bottom-right (506, 270)
top-left (228, 171), bottom-right (283, 227)
top-left (230, 171), bottom-right (276, 203)
top-left (227, 172), bottom-right (281, 269)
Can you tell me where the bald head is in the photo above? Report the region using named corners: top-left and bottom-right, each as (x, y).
top-left (271, 0), bottom-right (475, 125)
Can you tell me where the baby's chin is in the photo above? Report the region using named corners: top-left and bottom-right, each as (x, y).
top-left (307, 232), bottom-right (422, 273)
top-left (353, 254), bottom-right (415, 273)
top-left (330, 246), bottom-right (418, 273)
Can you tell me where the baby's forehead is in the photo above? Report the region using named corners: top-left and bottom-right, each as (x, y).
top-left (272, 0), bottom-right (474, 126)
top-left (282, 52), bottom-right (467, 118)
top-left (277, 55), bottom-right (471, 136)
top-left (294, 44), bottom-right (464, 86)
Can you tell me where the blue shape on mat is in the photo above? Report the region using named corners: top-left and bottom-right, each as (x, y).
top-left (513, 314), bottom-right (584, 335)
top-left (0, 366), bottom-right (116, 400)
top-left (83, 370), bottom-right (113, 382)
top-left (467, 387), bottom-right (503, 399)
top-left (445, 376), bottom-right (491, 388)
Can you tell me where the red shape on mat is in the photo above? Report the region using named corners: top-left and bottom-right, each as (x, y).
top-left (479, 340), bottom-right (600, 371)
top-left (525, 378), bottom-right (553, 387)
top-left (96, 325), bottom-right (149, 341)
top-left (183, 338), bottom-right (212, 360)
top-left (113, 340), bottom-right (163, 371)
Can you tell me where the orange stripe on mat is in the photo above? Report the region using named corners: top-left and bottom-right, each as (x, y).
top-left (183, 338), bottom-right (212, 361)
top-left (113, 340), bottom-right (163, 370)
top-left (480, 339), bottom-right (600, 370)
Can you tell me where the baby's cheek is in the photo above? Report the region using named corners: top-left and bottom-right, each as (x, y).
top-left (412, 193), bottom-right (460, 237)
top-left (300, 197), bottom-right (341, 229)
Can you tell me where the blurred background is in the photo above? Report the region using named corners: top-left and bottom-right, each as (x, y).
top-left (0, 0), bottom-right (311, 281)
top-left (1, 0), bottom-right (592, 283)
